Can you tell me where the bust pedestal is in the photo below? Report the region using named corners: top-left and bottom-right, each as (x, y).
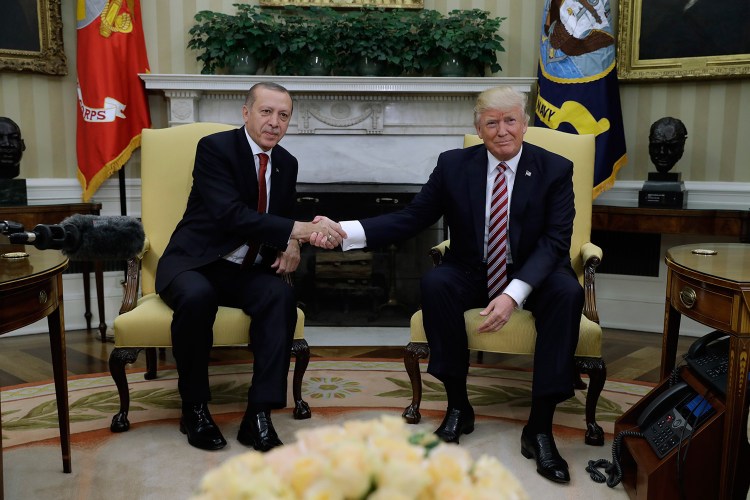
top-left (638, 172), bottom-right (686, 208)
top-left (0, 178), bottom-right (27, 206)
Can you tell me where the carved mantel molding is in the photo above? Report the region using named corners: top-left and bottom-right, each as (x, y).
top-left (139, 74), bottom-right (536, 184)
top-left (140, 74), bottom-right (535, 127)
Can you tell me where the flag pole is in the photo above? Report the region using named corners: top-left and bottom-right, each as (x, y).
top-left (118, 168), bottom-right (127, 216)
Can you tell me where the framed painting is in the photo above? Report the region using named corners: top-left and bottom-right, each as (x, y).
top-left (0, 0), bottom-right (68, 75)
top-left (617, 0), bottom-right (750, 81)
top-left (260, 0), bottom-right (424, 9)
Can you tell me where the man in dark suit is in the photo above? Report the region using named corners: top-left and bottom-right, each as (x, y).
top-left (318, 86), bottom-right (582, 483)
top-left (156, 82), bottom-right (345, 452)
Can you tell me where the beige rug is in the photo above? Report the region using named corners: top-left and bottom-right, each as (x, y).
top-left (2, 359), bottom-right (653, 499)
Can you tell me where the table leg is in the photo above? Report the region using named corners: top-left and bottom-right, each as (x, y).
top-left (95, 261), bottom-right (106, 342)
top-left (719, 335), bottom-right (750, 499)
top-left (1, 380), bottom-right (4, 500)
top-left (47, 299), bottom-right (71, 474)
top-left (82, 262), bottom-right (92, 331)
top-left (660, 302), bottom-right (682, 380)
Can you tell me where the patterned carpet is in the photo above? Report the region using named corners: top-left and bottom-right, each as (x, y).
top-left (2, 359), bottom-right (653, 499)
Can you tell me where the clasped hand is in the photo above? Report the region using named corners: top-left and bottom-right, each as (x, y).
top-left (300, 215), bottom-right (347, 250)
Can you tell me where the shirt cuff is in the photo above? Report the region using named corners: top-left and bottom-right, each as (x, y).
top-left (503, 279), bottom-right (532, 308)
top-left (340, 220), bottom-right (366, 251)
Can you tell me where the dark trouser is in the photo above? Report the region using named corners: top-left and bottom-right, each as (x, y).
top-left (420, 260), bottom-right (583, 404)
top-left (160, 259), bottom-right (296, 409)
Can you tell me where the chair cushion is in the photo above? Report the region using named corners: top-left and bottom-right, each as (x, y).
top-left (114, 294), bottom-right (305, 348)
top-left (409, 308), bottom-right (601, 358)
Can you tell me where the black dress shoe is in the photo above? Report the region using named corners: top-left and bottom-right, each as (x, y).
top-left (237, 410), bottom-right (283, 452)
top-left (179, 403), bottom-right (227, 451)
top-left (434, 407), bottom-right (475, 443)
top-left (520, 426), bottom-right (570, 483)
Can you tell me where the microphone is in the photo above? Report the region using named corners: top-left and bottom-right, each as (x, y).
top-left (8, 224), bottom-right (71, 250)
top-left (9, 214), bottom-right (145, 261)
top-left (1, 220), bottom-right (25, 235)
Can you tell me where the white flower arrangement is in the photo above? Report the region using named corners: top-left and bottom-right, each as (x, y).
top-left (194, 415), bottom-right (528, 500)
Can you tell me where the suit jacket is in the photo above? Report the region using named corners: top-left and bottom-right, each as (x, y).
top-left (156, 127), bottom-right (298, 293)
top-left (361, 141), bottom-right (575, 290)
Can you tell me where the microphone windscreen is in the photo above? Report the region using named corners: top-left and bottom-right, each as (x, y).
top-left (60, 214), bottom-right (145, 261)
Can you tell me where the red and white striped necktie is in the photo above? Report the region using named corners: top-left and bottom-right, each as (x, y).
top-left (487, 162), bottom-right (508, 299)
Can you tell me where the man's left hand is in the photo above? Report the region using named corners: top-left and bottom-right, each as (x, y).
top-left (271, 240), bottom-right (301, 274)
top-left (477, 293), bottom-right (517, 333)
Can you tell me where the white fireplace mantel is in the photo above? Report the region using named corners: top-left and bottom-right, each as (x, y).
top-left (140, 73), bottom-right (535, 95)
top-left (140, 74), bottom-right (535, 184)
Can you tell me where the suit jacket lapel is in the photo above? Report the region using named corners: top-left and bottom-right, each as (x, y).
top-left (234, 127), bottom-right (262, 209)
top-left (267, 149), bottom-right (285, 214)
top-left (466, 146), bottom-right (489, 255)
top-left (509, 144), bottom-right (536, 252)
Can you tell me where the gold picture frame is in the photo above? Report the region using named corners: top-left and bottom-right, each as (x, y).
top-left (260, 0), bottom-right (424, 9)
top-left (617, 0), bottom-right (750, 81)
top-left (0, 0), bottom-right (67, 76)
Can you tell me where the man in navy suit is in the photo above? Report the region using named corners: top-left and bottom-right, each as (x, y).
top-left (321, 86), bottom-right (582, 483)
top-left (157, 82), bottom-right (346, 452)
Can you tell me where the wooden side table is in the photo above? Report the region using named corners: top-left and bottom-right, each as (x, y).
top-left (0, 203), bottom-right (107, 341)
top-left (616, 243), bottom-right (750, 499)
top-left (661, 243), bottom-right (750, 499)
top-left (0, 246), bottom-right (72, 498)
top-left (592, 206), bottom-right (750, 241)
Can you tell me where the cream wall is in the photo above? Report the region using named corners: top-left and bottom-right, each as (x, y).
top-left (0, 0), bottom-right (749, 187)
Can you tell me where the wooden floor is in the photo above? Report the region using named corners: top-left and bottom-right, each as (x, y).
top-left (0, 326), bottom-right (696, 388)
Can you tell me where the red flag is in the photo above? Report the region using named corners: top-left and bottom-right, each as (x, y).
top-left (76, 0), bottom-right (151, 202)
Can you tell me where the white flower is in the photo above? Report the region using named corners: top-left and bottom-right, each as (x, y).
top-left (193, 416), bottom-right (528, 500)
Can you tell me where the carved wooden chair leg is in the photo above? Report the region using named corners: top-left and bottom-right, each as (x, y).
top-left (573, 369), bottom-right (588, 390)
top-left (109, 347), bottom-right (143, 433)
top-left (291, 338), bottom-right (312, 420)
top-left (575, 356), bottom-right (607, 446)
top-left (402, 342), bottom-right (430, 424)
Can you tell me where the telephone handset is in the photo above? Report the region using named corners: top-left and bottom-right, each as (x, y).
top-left (636, 381), bottom-right (692, 430)
top-left (685, 330), bottom-right (733, 397)
top-left (686, 329), bottom-right (728, 359)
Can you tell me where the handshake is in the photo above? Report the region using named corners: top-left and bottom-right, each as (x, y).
top-left (291, 215), bottom-right (348, 249)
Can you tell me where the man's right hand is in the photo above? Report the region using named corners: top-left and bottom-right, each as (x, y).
top-left (292, 216), bottom-right (347, 249)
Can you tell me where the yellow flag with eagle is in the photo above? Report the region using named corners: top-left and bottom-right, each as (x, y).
top-left (535, 0), bottom-right (627, 198)
top-left (76, 0), bottom-right (151, 202)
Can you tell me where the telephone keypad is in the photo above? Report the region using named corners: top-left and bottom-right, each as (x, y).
top-left (644, 405), bottom-right (702, 459)
top-left (686, 336), bottom-right (732, 397)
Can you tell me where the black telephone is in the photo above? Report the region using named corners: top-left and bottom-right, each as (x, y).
top-left (636, 381), bottom-right (715, 459)
top-left (685, 330), bottom-right (731, 397)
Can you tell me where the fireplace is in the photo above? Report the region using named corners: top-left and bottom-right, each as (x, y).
top-left (294, 183), bottom-right (443, 326)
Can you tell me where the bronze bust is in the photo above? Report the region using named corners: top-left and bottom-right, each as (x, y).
top-left (0, 117), bottom-right (26, 179)
top-left (648, 117), bottom-right (687, 174)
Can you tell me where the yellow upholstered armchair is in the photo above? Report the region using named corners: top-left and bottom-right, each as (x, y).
top-left (109, 123), bottom-right (311, 433)
top-left (403, 128), bottom-right (606, 446)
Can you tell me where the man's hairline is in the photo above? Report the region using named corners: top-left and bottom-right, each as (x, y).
top-left (244, 83), bottom-right (294, 115)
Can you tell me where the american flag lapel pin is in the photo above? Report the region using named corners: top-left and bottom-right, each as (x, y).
top-left (525, 170), bottom-right (531, 177)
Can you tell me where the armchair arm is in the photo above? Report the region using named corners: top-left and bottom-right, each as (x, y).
top-left (427, 239), bottom-right (603, 323)
top-left (580, 241), bottom-right (603, 324)
top-left (119, 236), bottom-right (150, 315)
top-left (429, 240), bottom-right (450, 266)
